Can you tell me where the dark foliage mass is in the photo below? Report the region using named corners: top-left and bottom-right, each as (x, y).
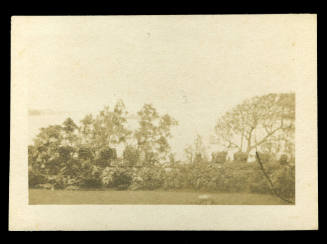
top-left (29, 95), bottom-right (295, 203)
top-left (233, 152), bottom-right (248, 162)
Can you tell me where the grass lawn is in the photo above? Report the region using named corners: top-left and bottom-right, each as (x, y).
top-left (29, 189), bottom-right (290, 205)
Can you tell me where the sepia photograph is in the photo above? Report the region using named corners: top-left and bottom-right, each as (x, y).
top-left (10, 15), bottom-right (317, 230)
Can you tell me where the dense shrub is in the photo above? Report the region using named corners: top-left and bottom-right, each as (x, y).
top-left (78, 162), bottom-right (102, 188)
top-left (47, 174), bottom-right (80, 189)
top-left (246, 162), bottom-right (295, 201)
top-left (279, 154), bottom-right (288, 165)
top-left (123, 145), bottom-right (140, 166)
top-left (193, 153), bottom-right (206, 164)
top-left (58, 145), bottom-right (75, 161)
top-left (186, 163), bottom-right (219, 190)
top-left (95, 147), bottom-right (117, 167)
top-left (257, 152), bottom-right (272, 164)
top-left (28, 169), bottom-right (47, 188)
top-left (78, 146), bottom-right (94, 160)
top-left (79, 176), bottom-right (102, 188)
top-left (164, 165), bottom-right (186, 189)
top-left (143, 152), bottom-right (159, 166)
top-left (270, 165), bottom-right (295, 200)
top-left (234, 152), bottom-right (248, 162)
top-left (159, 160), bottom-right (294, 202)
top-left (162, 163), bottom-right (250, 192)
top-left (132, 166), bottom-right (166, 190)
top-left (248, 173), bottom-right (271, 194)
top-left (112, 168), bottom-right (133, 190)
top-left (28, 148), bottom-right (295, 202)
top-left (211, 152), bottom-right (227, 164)
top-left (101, 166), bottom-right (133, 190)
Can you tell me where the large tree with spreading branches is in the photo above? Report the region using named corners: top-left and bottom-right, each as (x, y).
top-left (214, 93), bottom-right (295, 159)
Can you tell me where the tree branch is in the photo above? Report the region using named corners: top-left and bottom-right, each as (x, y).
top-left (250, 125), bottom-right (284, 151)
top-left (256, 152), bottom-right (294, 204)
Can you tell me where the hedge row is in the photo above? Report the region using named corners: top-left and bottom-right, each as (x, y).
top-left (29, 160), bottom-right (295, 201)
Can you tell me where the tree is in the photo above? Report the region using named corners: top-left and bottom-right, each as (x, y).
top-left (79, 114), bottom-right (94, 145)
top-left (184, 134), bottom-right (208, 163)
top-left (30, 124), bottom-right (64, 175)
top-left (194, 134), bottom-right (207, 159)
top-left (214, 93), bottom-right (295, 158)
top-left (62, 117), bottom-right (78, 134)
top-left (61, 117), bottom-right (79, 154)
top-left (168, 153), bottom-right (178, 165)
top-left (96, 147), bottom-right (117, 167)
top-left (28, 100), bottom-right (136, 188)
top-left (123, 145), bottom-right (140, 166)
top-left (92, 100), bottom-right (132, 150)
top-left (184, 145), bottom-right (194, 163)
top-left (134, 104), bottom-right (178, 165)
top-left (76, 101), bottom-right (131, 167)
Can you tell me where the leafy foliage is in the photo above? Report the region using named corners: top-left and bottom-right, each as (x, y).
top-left (123, 145), bottom-right (140, 166)
top-left (101, 166), bottom-right (133, 190)
top-left (133, 166), bottom-right (166, 190)
top-left (211, 152), bottom-right (227, 164)
top-left (279, 154), bottom-right (288, 164)
top-left (28, 97), bottom-right (295, 203)
top-left (233, 152), bottom-right (248, 162)
top-left (214, 93), bottom-right (295, 159)
top-left (256, 152), bottom-right (272, 164)
top-left (135, 104), bottom-right (178, 164)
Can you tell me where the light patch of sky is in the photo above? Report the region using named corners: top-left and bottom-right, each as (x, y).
top-left (22, 15), bottom-right (302, 159)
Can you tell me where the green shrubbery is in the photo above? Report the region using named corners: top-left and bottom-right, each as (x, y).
top-left (270, 165), bottom-right (295, 200)
top-left (233, 152), bottom-right (248, 162)
top-left (28, 96), bottom-right (295, 204)
top-left (79, 163), bottom-right (103, 189)
top-left (279, 154), bottom-right (288, 165)
top-left (257, 152), bottom-right (273, 164)
top-left (101, 166), bottom-right (133, 190)
top-left (28, 168), bottom-right (47, 188)
top-left (29, 160), bottom-right (295, 202)
top-left (133, 166), bottom-right (165, 190)
top-left (211, 152), bottom-right (227, 164)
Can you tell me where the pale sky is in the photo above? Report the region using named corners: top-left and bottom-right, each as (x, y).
top-left (15, 15), bottom-right (315, 159)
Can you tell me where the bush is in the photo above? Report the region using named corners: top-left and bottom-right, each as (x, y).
top-left (247, 162), bottom-right (295, 202)
top-left (28, 169), bottom-right (47, 188)
top-left (193, 153), bottom-right (205, 164)
top-left (95, 147), bottom-right (117, 167)
top-left (78, 146), bottom-right (94, 160)
top-left (112, 168), bottom-right (132, 190)
top-left (133, 166), bottom-right (165, 190)
top-left (48, 174), bottom-right (81, 189)
top-left (234, 152), bottom-right (248, 162)
top-left (248, 170), bottom-right (271, 194)
top-left (162, 166), bottom-right (188, 189)
top-left (279, 154), bottom-right (288, 165)
top-left (257, 152), bottom-right (272, 164)
top-left (79, 177), bottom-right (102, 189)
top-left (271, 165), bottom-right (295, 200)
top-left (79, 163), bottom-right (102, 188)
top-left (123, 145), bottom-right (140, 166)
top-left (101, 166), bottom-right (133, 190)
top-left (159, 160), bottom-right (294, 199)
top-left (29, 144), bottom-right (295, 201)
top-left (212, 152), bottom-right (227, 164)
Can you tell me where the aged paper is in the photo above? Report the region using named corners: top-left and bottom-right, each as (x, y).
top-left (10, 15), bottom-right (317, 230)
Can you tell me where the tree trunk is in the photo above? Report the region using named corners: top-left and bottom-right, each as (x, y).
top-left (240, 130), bottom-right (244, 152)
top-left (245, 128), bottom-right (254, 159)
top-left (246, 132), bottom-right (252, 154)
